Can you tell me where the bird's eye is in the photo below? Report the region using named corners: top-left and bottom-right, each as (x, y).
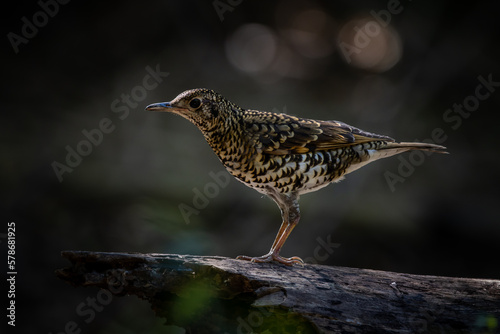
top-left (189, 98), bottom-right (201, 109)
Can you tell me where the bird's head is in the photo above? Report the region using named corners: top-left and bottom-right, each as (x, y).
top-left (145, 88), bottom-right (240, 133)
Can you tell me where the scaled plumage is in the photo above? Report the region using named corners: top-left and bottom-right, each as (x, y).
top-left (146, 88), bottom-right (447, 265)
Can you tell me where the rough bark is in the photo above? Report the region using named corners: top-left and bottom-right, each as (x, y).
top-left (56, 251), bottom-right (500, 333)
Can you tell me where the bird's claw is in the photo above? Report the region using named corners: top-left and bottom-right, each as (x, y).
top-left (237, 253), bottom-right (304, 266)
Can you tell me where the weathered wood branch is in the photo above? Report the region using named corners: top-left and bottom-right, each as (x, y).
top-left (56, 251), bottom-right (500, 333)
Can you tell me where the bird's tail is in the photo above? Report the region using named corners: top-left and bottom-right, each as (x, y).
top-left (364, 141), bottom-right (447, 163)
top-left (344, 141), bottom-right (447, 176)
top-left (382, 142), bottom-right (448, 154)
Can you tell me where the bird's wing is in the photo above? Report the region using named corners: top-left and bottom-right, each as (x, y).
top-left (241, 110), bottom-right (394, 155)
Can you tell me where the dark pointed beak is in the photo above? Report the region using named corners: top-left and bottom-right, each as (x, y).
top-left (145, 102), bottom-right (173, 111)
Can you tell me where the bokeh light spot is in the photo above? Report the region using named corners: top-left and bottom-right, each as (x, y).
top-left (338, 16), bottom-right (402, 72)
top-left (225, 24), bottom-right (277, 73)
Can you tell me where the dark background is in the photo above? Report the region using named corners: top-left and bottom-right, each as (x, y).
top-left (2, 0), bottom-right (499, 333)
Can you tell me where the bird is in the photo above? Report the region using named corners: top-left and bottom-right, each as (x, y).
top-left (145, 88), bottom-right (447, 266)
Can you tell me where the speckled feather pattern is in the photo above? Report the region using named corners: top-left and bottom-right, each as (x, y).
top-left (170, 89), bottom-right (411, 196)
top-left (146, 88), bottom-right (447, 264)
top-left (153, 88), bottom-right (446, 197)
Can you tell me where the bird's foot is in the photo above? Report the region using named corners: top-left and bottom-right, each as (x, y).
top-left (236, 253), bottom-right (304, 266)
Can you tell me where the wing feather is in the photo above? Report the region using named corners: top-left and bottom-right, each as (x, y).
top-left (242, 110), bottom-right (394, 155)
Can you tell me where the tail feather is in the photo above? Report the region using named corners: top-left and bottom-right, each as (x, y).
top-left (383, 142), bottom-right (448, 154)
top-left (362, 141), bottom-right (448, 165)
top-left (343, 141), bottom-right (447, 176)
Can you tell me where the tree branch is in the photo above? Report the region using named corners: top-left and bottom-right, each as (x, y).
top-left (56, 251), bottom-right (500, 333)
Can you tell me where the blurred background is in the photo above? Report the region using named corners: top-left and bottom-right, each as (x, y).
top-left (2, 0), bottom-right (499, 333)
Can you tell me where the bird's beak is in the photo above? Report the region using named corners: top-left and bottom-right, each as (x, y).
top-left (145, 102), bottom-right (173, 112)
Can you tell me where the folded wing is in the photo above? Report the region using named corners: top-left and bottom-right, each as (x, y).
top-left (242, 110), bottom-right (394, 155)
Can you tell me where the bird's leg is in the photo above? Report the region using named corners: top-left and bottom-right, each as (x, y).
top-left (269, 220), bottom-right (288, 250)
top-left (237, 192), bottom-right (304, 266)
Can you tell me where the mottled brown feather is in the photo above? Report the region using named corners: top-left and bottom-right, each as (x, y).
top-left (146, 88), bottom-right (448, 265)
top-left (242, 111), bottom-right (394, 155)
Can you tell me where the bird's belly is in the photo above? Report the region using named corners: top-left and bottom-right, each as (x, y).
top-left (225, 150), bottom-right (357, 194)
